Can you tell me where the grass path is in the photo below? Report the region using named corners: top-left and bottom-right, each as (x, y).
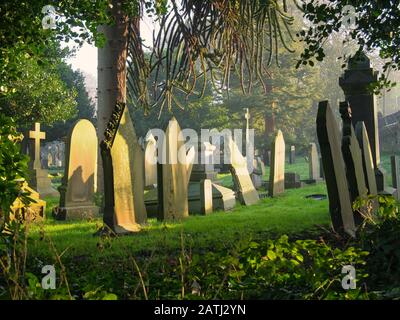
top-left (28, 183), bottom-right (330, 261)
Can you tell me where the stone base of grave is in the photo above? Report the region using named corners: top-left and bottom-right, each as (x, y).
top-left (53, 205), bottom-right (99, 220)
top-left (188, 182), bottom-right (236, 213)
top-left (301, 178), bottom-right (323, 185)
top-left (10, 183), bottom-right (46, 222)
top-left (144, 182), bottom-right (236, 217)
top-left (378, 187), bottom-right (398, 198)
top-left (30, 168), bottom-right (59, 197)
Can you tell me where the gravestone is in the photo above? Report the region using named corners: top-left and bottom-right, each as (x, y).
top-left (186, 140), bottom-right (236, 214)
top-left (269, 130), bottom-right (285, 197)
top-left (200, 179), bottom-right (213, 215)
top-left (10, 182), bottom-right (46, 222)
top-left (317, 101), bottom-right (356, 237)
top-left (27, 123), bottom-right (58, 197)
top-left (308, 143), bottom-right (320, 181)
top-left (158, 117), bottom-right (193, 220)
top-left (144, 132), bottom-right (158, 188)
top-left (289, 145), bottom-right (296, 164)
top-left (339, 51), bottom-right (386, 192)
top-left (100, 103), bottom-right (147, 234)
top-left (228, 136), bottom-right (259, 205)
top-left (55, 120), bottom-right (99, 220)
top-left (390, 155), bottom-right (400, 199)
top-left (256, 155), bottom-right (266, 177)
top-left (285, 172), bottom-right (302, 189)
top-left (250, 156), bottom-right (263, 189)
top-left (340, 102), bottom-right (369, 225)
top-left (355, 121), bottom-right (378, 197)
top-left (190, 142), bottom-right (218, 182)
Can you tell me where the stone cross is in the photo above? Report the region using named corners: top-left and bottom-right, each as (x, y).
top-left (29, 122), bottom-right (46, 169)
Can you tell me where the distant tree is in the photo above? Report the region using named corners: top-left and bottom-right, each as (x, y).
top-left (45, 63), bottom-right (97, 141)
top-left (0, 55), bottom-right (77, 128)
top-left (297, 0), bottom-right (400, 91)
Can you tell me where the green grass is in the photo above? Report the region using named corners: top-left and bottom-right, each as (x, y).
top-left (28, 183), bottom-right (330, 260)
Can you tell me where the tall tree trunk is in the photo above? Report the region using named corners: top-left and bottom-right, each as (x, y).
top-left (97, 0), bottom-right (129, 192)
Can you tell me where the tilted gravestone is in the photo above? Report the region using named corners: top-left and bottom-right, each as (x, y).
top-left (317, 101), bottom-right (356, 237)
top-left (340, 102), bottom-right (369, 225)
top-left (144, 132), bottom-right (158, 188)
top-left (308, 143), bottom-right (321, 181)
top-left (355, 121), bottom-right (378, 197)
top-left (269, 130), bottom-right (285, 197)
top-left (228, 136), bottom-right (259, 205)
top-left (27, 122), bottom-right (58, 197)
top-left (157, 117), bottom-right (194, 221)
top-left (55, 120), bottom-right (99, 220)
top-left (100, 103), bottom-right (147, 234)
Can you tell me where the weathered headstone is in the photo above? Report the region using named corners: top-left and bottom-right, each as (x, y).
top-left (100, 103), bottom-right (147, 234)
top-left (27, 123), bottom-right (58, 197)
top-left (144, 132), bottom-right (158, 188)
top-left (284, 172), bottom-right (302, 189)
top-left (269, 130), bottom-right (285, 197)
top-left (55, 120), bottom-right (99, 220)
top-left (317, 101), bottom-right (355, 237)
top-left (158, 117), bottom-right (193, 220)
top-left (308, 143), bottom-right (321, 181)
top-left (10, 182), bottom-right (46, 222)
top-left (355, 121), bottom-right (378, 197)
top-left (289, 145), bottom-right (296, 164)
top-left (228, 136), bottom-right (259, 205)
top-left (340, 102), bottom-right (369, 225)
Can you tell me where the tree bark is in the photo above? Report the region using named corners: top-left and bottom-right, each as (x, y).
top-left (97, 0), bottom-right (129, 193)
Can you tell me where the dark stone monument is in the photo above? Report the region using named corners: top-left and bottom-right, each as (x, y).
top-left (339, 50), bottom-right (384, 191)
top-left (317, 101), bottom-right (356, 237)
top-left (284, 172), bottom-right (302, 189)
